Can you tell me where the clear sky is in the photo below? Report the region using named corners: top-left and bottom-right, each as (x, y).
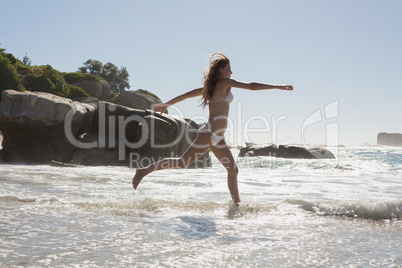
top-left (1, 0), bottom-right (401, 146)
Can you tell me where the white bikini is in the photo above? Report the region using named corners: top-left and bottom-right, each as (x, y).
top-left (209, 91), bottom-right (234, 104)
top-left (201, 91), bottom-right (234, 146)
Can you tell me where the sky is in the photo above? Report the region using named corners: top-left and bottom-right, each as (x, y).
top-left (1, 0), bottom-right (401, 146)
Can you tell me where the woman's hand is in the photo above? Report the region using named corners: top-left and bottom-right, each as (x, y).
top-left (153, 103), bottom-right (170, 114)
top-left (280, 85), bottom-right (293, 91)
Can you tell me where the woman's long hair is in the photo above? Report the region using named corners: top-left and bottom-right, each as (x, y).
top-left (200, 52), bottom-right (230, 107)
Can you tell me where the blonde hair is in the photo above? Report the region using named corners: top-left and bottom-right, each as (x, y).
top-left (200, 52), bottom-right (230, 107)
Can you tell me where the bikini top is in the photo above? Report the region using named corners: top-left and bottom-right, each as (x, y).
top-left (209, 91), bottom-right (234, 104)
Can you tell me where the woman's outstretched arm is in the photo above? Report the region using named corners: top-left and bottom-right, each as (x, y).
top-left (223, 79), bottom-right (293, 91)
top-left (153, 87), bottom-right (203, 113)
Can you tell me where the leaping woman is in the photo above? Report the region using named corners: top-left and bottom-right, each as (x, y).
top-left (132, 53), bottom-right (293, 203)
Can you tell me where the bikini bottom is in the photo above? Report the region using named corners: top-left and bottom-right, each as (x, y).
top-left (200, 125), bottom-right (224, 146)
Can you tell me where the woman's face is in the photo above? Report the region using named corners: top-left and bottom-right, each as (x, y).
top-left (220, 63), bottom-right (232, 79)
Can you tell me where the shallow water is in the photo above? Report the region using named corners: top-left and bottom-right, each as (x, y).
top-left (1, 147), bottom-right (401, 267)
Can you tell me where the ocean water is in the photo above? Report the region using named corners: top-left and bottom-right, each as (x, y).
top-left (0, 146), bottom-right (401, 267)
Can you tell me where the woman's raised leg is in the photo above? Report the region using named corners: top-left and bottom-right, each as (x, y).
top-left (132, 130), bottom-right (211, 189)
top-left (209, 140), bottom-right (240, 202)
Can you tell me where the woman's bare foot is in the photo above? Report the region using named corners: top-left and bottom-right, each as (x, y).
top-left (132, 168), bottom-right (148, 190)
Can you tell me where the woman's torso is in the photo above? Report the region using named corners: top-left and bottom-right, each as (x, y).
top-left (207, 80), bottom-right (232, 136)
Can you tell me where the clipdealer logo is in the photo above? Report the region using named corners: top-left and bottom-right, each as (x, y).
top-left (63, 100), bottom-right (339, 163)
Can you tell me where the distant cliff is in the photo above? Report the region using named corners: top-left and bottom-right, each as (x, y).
top-left (377, 132), bottom-right (402, 146)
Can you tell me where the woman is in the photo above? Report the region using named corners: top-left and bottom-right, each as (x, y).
top-left (132, 53), bottom-right (293, 203)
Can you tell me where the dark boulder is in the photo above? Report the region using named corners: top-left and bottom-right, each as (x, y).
top-left (238, 144), bottom-right (277, 157)
top-left (238, 143), bottom-right (335, 159)
top-left (0, 90), bottom-right (95, 163)
top-left (0, 90), bottom-right (211, 167)
top-left (73, 80), bottom-right (111, 101)
top-left (114, 90), bottom-right (161, 111)
top-left (0, 129), bottom-right (3, 150)
top-left (277, 145), bottom-right (335, 159)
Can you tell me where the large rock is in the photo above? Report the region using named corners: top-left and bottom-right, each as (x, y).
top-left (114, 90), bottom-right (161, 110)
top-left (72, 102), bottom-right (208, 167)
top-left (73, 80), bottom-right (111, 101)
top-left (238, 144), bottom-right (277, 157)
top-left (238, 144), bottom-right (335, 159)
top-left (0, 129), bottom-right (3, 149)
top-left (0, 90), bottom-right (95, 163)
top-left (377, 132), bottom-right (402, 146)
top-left (0, 90), bottom-right (211, 167)
top-left (276, 145), bottom-right (335, 159)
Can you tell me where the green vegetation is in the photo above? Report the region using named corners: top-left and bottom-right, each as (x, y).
top-left (63, 72), bottom-right (102, 85)
top-left (0, 53), bottom-right (25, 99)
top-left (0, 47), bottom-right (92, 100)
top-left (22, 53), bottom-right (32, 66)
top-left (23, 65), bottom-right (65, 94)
top-left (78, 59), bottom-right (130, 93)
top-left (0, 46), bottom-right (157, 103)
top-left (62, 84), bottom-right (90, 99)
top-left (109, 91), bottom-right (119, 101)
top-left (20, 65), bottom-right (90, 99)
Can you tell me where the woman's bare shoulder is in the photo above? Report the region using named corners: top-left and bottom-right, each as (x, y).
top-left (217, 78), bottom-right (232, 85)
top-left (216, 79), bottom-right (232, 91)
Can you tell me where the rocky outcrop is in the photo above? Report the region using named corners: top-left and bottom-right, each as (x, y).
top-left (277, 145), bottom-right (335, 159)
top-left (73, 80), bottom-right (111, 101)
top-left (114, 90), bottom-right (161, 110)
top-left (377, 132), bottom-right (402, 147)
top-left (239, 144), bottom-right (277, 157)
top-left (238, 144), bottom-right (335, 159)
top-left (0, 129), bottom-right (3, 150)
top-left (0, 90), bottom-right (95, 163)
top-left (0, 90), bottom-right (210, 167)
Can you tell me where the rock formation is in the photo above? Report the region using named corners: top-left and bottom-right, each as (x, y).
top-left (0, 90), bottom-right (94, 163)
top-left (114, 90), bottom-right (161, 111)
top-left (73, 80), bottom-right (111, 101)
top-left (239, 144), bottom-right (277, 157)
top-left (238, 144), bottom-right (335, 159)
top-left (0, 129), bottom-right (3, 150)
top-left (276, 145), bottom-right (335, 159)
top-left (0, 90), bottom-right (210, 167)
top-left (377, 132), bottom-right (402, 147)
